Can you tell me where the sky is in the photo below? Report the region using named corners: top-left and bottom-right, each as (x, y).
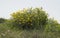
top-left (0, 0), bottom-right (60, 23)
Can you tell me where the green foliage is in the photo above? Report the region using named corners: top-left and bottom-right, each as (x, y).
top-left (11, 8), bottom-right (48, 30)
top-left (0, 18), bottom-right (6, 23)
top-left (0, 7), bottom-right (60, 38)
top-left (45, 18), bottom-right (59, 32)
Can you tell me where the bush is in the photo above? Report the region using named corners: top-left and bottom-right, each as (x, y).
top-left (0, 18), bottom-right (6, 23)
top-left (45, 18), bottom-right (60, 32)
top-left (10, 8), bottom-right (48, 30)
